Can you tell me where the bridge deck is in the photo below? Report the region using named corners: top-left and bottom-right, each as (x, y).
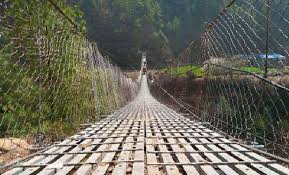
top-left (3, 76), bottom-right (289, 175)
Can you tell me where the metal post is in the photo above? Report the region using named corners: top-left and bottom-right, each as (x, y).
top-left (264, 0), bottom-right (271, 78)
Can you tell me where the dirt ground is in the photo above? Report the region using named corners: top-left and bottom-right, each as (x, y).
top-left (123, 70), bottom-right (140, 80)
top-left (123, 70), bottom-right (158, 80)
top-left (0, 138), bottom-right (31, 167)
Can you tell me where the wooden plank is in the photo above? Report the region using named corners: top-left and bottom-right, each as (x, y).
top-left (218, 153), bottom-right (260, 175)
top-left (17, 142), bottom-right (73, 175)
top-left (146, 108), bottom-right (162, 175)
top-left (181, 133), bottom-right (220, 175)
top-left (204, 142), bottom-right (239, 175)
top-left (111, 137), bottom-right (133, 175)
top-left (132, 137), bottom-right (144, 175)
top-left (37, 150), bottom-right (75, 175)
top-left (201, 165), bottom-right (220, 175)
top-left (132, 162), bottom-right (144, 175)
top-left (92, 137), bottom-right (123, 175)
top-left (186, 136), bottom-right (226, 175)
top-left (54, 139), bottom-right (94, 175)
top-left (13, 157), bottom-right (44, 175)
top-left (167, 133), bottom-right (199, 175)
top-left (246, 152), bottom-right (289, 175)
top-left (228, 148), bottom-right (279, 175)
top-left (158, 136), bottom-right (179, 175)
top-left (2, 168), bottom-right (23, 175)
top-left (269, 164), bottom-right (289, 175)
top-left (208, 138), bottom-right (259, 174)
top-left (146, 145), bottom-right (160, 175)
top-left (156, 129), bottom-right (180, 175)
top-left (74, 138), bottom-right (114, 175)
top-left (3, 155), bottom-right (46, 175)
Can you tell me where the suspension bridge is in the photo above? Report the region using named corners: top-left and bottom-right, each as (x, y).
top-left (1, 0), bottom-right (289, 174)
top-left (1, 53), bottom-right (288, 174)
top-left (2, 72), bottom-right (289, 175)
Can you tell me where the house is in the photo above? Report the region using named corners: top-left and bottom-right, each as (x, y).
top-left (239, 53), bottom-right (287, 67)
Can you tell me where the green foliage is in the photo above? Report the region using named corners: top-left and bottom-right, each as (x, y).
top-left (79, 0), bottom-right (168, 68)
top-left (240, 66), bottom-right (288, 75)
top-left (0, 0), bottom-right (130, 139)
top-left (240, 67), bottom-right (263, 74)
top-left (79, 0), bottom-right (226, 67)
top-left (160, 0), bottom-right (226, 52)
top-left (161, 65), bottom-right (205, 77)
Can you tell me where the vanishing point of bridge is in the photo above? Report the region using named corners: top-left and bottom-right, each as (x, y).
top-left (3, 75), bottom-right (289, 175)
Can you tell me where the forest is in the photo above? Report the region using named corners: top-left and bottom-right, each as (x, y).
top-left (76, 0), bottom-right (227, 68)
top-left (0, 0), bottom-right (137, 141)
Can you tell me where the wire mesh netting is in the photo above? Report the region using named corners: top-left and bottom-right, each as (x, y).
top-left (153, 0), bottom-right (289, 159)
top-left (0, 0), bottom-right (138, 163)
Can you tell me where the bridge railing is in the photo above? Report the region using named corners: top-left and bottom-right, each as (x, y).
top-left (157, 0), bottom-right (289, 159)
top-left (0, 0), bottom-right (138, 162)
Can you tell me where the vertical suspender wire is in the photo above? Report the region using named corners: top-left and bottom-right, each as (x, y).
top-left (264, 0), bottom-right (271, 78)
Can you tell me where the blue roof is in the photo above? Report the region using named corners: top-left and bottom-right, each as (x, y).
top-left (257, 53), bottom-right (286, 60)
top-left (239, 53), bottom-right (286, 60)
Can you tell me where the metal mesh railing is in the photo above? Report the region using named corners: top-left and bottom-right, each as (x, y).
top-left (0, 0), bottom-right (138, 163)
top-left (155, 0), bottom-right (289, 159)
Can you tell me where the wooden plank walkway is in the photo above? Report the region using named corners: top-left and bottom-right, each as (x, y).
top-left (3, 75), bottom-right (289, 175)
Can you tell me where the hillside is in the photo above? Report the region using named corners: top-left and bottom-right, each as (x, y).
top-left (77, 0), bottom-right (226, 68)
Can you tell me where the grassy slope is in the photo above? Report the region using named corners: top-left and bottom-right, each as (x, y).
top-left (161, 65), bottom-right (205, 77)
